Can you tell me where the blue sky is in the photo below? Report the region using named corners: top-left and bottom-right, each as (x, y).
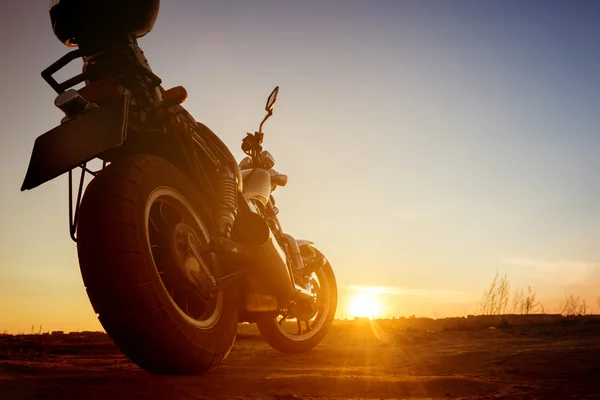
top-left (0, 1), bottom-right (599, 331)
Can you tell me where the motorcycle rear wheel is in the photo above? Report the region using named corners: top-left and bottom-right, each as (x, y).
top-left (77, 154), bottom-right (238, 374)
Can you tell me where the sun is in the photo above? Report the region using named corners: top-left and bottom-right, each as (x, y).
top-left (348, 293), bottom-right (382, 319)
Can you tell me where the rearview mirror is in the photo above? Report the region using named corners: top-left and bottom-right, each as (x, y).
top-left (265, 86), bottom-right (279, 113)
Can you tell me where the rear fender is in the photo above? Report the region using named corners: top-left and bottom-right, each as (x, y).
top-left (104, 126), bottom-right (206, 186)
top-left (21, 96), bottom-right (129, 191)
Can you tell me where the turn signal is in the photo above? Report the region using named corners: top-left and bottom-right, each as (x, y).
top-left (272, 174), bottom-right (288, 187)
top-left (160, 86), bottom-right (188, 108)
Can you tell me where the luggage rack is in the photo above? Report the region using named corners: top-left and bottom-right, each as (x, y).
top-left (42, 47), bottom-right (162, 95)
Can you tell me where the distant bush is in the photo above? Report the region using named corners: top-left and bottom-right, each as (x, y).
top-left (477, 272), bottom-right (508, 315)
top-left (558, 294), bottom-right (590, 316)
top-left (339, 314), bottom-right (598, 333)
top-left (512, 285), bottom-right (544, 315)
top-left (477, 272), bottom-right (543, 315)
top-left (476, 272), bottom-right (600, 317)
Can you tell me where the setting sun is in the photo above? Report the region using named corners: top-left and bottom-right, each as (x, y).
top-left (348, 293), bottom-right (382, 319)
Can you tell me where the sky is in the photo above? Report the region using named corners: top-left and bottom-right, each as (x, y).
top-left (0, 1), bottom-right (599, 333)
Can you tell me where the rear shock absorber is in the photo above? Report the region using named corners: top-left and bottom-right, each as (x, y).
top-left (214, 166), bottom-right (237, 237)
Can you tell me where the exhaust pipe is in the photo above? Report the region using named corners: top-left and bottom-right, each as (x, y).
top-left (222, 211), bottom-right (312, 302)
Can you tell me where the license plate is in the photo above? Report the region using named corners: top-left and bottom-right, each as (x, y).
top-left (21, 96), bottom-right (128, 191)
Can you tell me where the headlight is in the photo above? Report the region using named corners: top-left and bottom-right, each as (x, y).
top-left (239, 156), bottom-right (253, 170)
top-left (260, 151), bottom-right (276, 170)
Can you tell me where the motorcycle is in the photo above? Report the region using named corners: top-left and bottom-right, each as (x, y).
top-left (21, 0), bottom-right (337, 374)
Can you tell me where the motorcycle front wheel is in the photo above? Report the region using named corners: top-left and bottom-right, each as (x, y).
top-left (256, 247), bottom-right (337, 353)
top-left (77, 154), bottom-right (238, 374)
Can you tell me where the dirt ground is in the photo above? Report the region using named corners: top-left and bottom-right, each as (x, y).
top-left (1, 319), bottom-right (600, 400)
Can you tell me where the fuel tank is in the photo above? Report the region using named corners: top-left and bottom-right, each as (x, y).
top-left (241, 169), bottom-right (271, 206)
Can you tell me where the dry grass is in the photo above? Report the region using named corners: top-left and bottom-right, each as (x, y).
top-left (476, 272), bottom-right (600, 316)
top-left (477, 272), bottom-right (543, 315)
top-left (559, 294), bottom-right (591, 316)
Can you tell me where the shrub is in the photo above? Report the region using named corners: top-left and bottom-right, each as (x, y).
top-left (559, 294), bottom-right (590, 316)
top-left (478, 273), bottom-right (543, 315)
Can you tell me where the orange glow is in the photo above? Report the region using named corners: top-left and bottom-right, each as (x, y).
top-left (348, 293), bottom-right (382, 319)
top-left (78, 78), bottom-right (125, 105)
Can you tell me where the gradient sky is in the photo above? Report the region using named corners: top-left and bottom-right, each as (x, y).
top-left (1, 1), bottom-right (599, 332)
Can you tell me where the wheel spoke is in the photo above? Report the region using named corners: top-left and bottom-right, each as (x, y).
top-left (149, 210), bottom-right (169, 238)
top-left (150, 202), bottom-right (171, 233)
top-left (149, 214), bottom-right (159, 232)
top-left (278, 312), bottom-right (290, 325)
top-left (304, 320), bottom-right (311, 332)
top-left (159, 201), bottom-right (183, 227)
top-left (193, 289), bottom-right (209, 304)
top-left (158, 201), bottom-right (169, 227)
top-left (296, 320), bottom-right (302, 335)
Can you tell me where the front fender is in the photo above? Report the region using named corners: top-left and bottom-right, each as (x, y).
top-left (296, 239), bottom-right (315, 249)
top-left (297, 240), bottom-right (329, 276)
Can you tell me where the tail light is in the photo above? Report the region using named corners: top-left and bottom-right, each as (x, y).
top-left (54, 78), bottom-right (125, 121)
top-left (77, 78), bottom-right (125, 105)
top-left (54, 89), bottom-right (90, 117)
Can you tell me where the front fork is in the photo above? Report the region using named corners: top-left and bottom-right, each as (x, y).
top-left (281, 233), bottom-right (311, 288)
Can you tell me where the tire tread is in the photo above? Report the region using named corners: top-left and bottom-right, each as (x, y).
top-left (77, 155), bottom-right (237, 374)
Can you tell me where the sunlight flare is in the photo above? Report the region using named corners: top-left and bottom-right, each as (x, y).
top-left (348, 293), bottom-right (382, 319)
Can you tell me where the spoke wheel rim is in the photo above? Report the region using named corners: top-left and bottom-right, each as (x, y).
top-left (144, 186), bottom-right (223, 329)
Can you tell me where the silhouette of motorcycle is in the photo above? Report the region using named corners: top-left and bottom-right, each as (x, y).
top-left (22, 0), bottom-right (337, 374)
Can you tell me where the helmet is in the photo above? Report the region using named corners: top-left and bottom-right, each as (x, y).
top-left (49, 0), bottom-right (160, 47)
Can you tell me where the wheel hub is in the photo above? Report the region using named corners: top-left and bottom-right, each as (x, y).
top-left (291, 300), bottom-right (319, 321)
top-left (168, 222), bottom-right (213, 297)
top-left (290, 278), bottom-right (321, 320)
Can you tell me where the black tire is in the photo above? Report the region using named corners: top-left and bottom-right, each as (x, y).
top-left (256, 248), bottom-right (337, 354)
top-left (76, 154), bottom-right (238, 374)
